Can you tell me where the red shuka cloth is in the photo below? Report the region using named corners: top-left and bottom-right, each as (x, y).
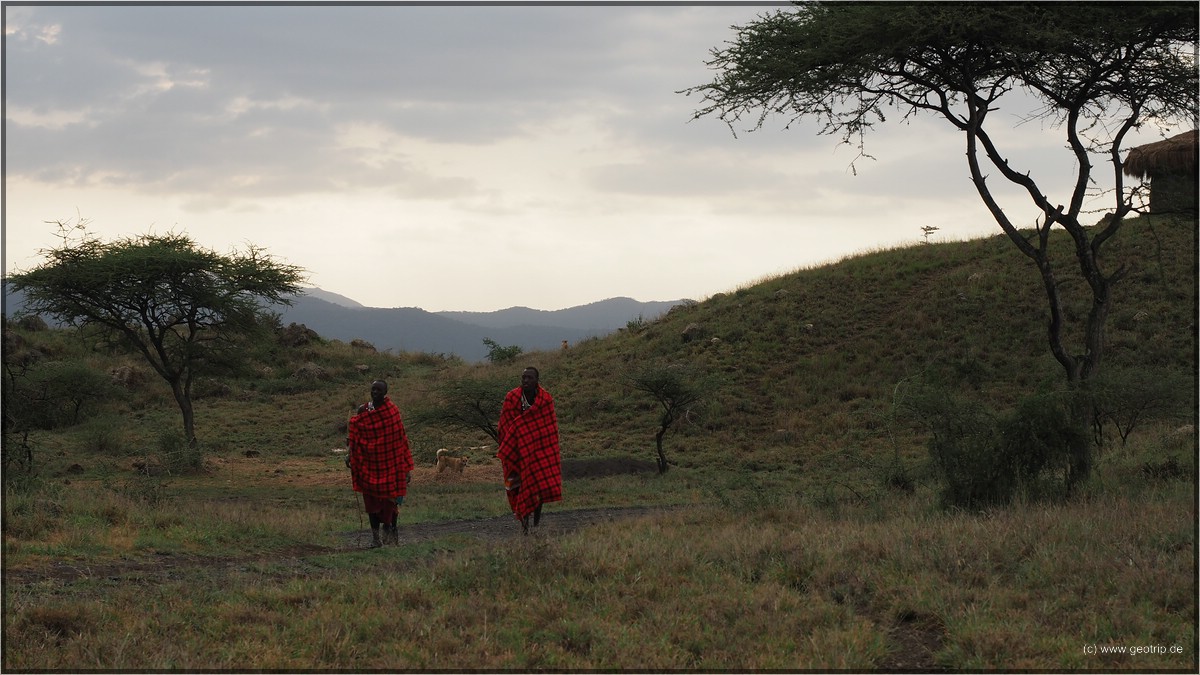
top-left (497, 386), bottom-right (563, 519)
top-left (348, 397), bottom-right (413, 501)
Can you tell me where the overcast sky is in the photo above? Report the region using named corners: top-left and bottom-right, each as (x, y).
top-left (3, 3), bottom-right (1168, 311)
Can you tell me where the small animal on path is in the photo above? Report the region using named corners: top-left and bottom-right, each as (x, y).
top-left (436, 448), bottom-right (469, 473)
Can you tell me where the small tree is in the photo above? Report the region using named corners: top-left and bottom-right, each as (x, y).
top-left (9, 221), bottom-right (306, 447)
top-left (409, 375), bottom-right (510, 443)
top-left (629, 364), bottom-right (703, 474)
top-left (6, 360), bottom-right (118, 430)
top-left (1089, 366), bottom-right (1192, 448)
top-left (482, 337), bottom-right (523, 365)
top-left (2, 336), bottom-right (38, 478)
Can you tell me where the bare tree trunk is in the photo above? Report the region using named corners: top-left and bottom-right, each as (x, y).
top-left (1037, 228), bottom-right (1118, 491)
top-left (1066, 391), bottom-right (1093, 489)
top-left (654, 426), bottom-right (669, 474)
top-left (966, 120), bottom-right (1118, 493)
top-left (169, 379), bottom-right (197, 448)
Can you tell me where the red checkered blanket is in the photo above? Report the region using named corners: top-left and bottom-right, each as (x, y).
top-left (497, 386), bottom-right (563, 519)
top-left (348, 398), bottom-right (413, 500)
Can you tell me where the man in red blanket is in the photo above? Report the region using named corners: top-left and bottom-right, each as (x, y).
top-left (497, 366), bottom-right (562, 534)
top-left (347, 380), bottom-right (413, 547)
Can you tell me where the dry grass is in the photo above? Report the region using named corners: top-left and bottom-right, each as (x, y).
top-left (4, 466), bottom-right (1192, 670)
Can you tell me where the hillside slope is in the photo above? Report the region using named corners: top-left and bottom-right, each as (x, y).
top-left (531, 215), bottom-right (1196, 476)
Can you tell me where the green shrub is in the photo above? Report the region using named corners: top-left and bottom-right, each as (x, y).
top-left (5, 361), bottom-right (119, 431)
top-left (1, 455), bottom-right (42, 492)
top-left (80, 416), bottom-right (125, 455)
top-left (922, 395), bottom-right (1010, 509)
top-left (482, 338), bottom-right (523, 365)
top-left (159, 429), bottom-right (202, 474)
top-left (996, 393), bottom-right (1078, 500)
top-left (1, 431), bottom-right (36, 479)
top-left (897, 382), bottom-right (1080, 509)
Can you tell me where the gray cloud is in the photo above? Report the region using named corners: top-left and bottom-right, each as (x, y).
top-left (8, 2), bottom-right (1141, 312)
top-left (6, 4), bottom-right (780, 206)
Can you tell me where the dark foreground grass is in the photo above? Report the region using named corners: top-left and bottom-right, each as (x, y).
top-left (4, 426), bottom-right (1195, 671)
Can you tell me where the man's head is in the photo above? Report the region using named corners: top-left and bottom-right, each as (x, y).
top-left (370, 380), bottom-right (388, 407)
top-left (521, 367), bottom-right (539, 395)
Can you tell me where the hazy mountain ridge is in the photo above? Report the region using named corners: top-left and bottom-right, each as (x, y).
top-left (1, 283), bottom-right (686, 363)
top-left (436, 297), bottom-right (685, 330)
top-left (272, 293), bottom-right (686, 361)
top-left (299, 288), bottom-right (685, 330)
top-left (299, 287), bottom-right (365, 308)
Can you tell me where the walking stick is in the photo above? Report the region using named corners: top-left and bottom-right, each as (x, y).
top-left (346, 447), bottom-right (366, 546)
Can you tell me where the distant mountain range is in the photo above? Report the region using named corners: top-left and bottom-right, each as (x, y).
top-left (273, 290), bottom-right (687, 361)
top-left (2, 283), bottom-right (688, 362)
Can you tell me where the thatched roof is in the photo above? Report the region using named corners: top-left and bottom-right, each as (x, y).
top-left (1123, 130), bottom-right (1197, 179)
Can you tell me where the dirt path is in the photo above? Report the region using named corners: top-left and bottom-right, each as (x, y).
top-left (343, 504), bottom-right (675, 548)
top-left (5, 454), bottom-right (673, 586)
top-left (2, 505), bottom-right (677, 586)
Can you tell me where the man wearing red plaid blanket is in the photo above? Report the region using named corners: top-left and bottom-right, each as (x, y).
top-left (497, 366), bottom-right (562, 534)
top-left (348, 380), bottom-right (413, 547)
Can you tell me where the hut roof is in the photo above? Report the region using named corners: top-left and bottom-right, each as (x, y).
top-left (1123, 130), bottom-right (1197, 179)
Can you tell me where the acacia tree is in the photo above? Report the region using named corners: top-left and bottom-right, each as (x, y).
top-left (10, 221), bottom-right (306, 447)
top-left (629, 364), bottom-right (703, 474)
top-left (684, 2), bottom-right (1197, 487)
top-left (409, 375), bottom-right (510, 443)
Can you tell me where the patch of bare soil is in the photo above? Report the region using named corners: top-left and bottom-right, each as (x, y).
top-left (877, 609), bottom-right (949, 671)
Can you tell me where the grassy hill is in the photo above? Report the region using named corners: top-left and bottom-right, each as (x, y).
top-left (3, 215), bottom-right (1195, 670)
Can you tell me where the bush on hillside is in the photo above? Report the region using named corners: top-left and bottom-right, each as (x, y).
top-left (628, 363), bottom-right (706, 474)
top-left (995, 393), bottom-right (1079, 500)
top-left (159, 428), bottom-right (202, 474)
top-left (1089, 365), bottom-right (1194, 448)
top-left (5, 360), bottom-right (119, 431)
top-left (1, 432), bottom-right (35, 480)
top-left (896, 382), bottom-right (1081, 509)
top-left (483, 338), bottom-right (523, 365)
top-left (902, 386), bottom-right (1009, 509)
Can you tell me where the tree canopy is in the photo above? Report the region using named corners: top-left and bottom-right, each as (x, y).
top-left (687, 3), bottom-right (1196, 149)
top-left (10, 222), bottom-right (307, 447)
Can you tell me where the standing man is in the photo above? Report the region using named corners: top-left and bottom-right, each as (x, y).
top-left (497, 366), bottom-right (563, 534)
top-left (347, 380), bottom-right (413, 548)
